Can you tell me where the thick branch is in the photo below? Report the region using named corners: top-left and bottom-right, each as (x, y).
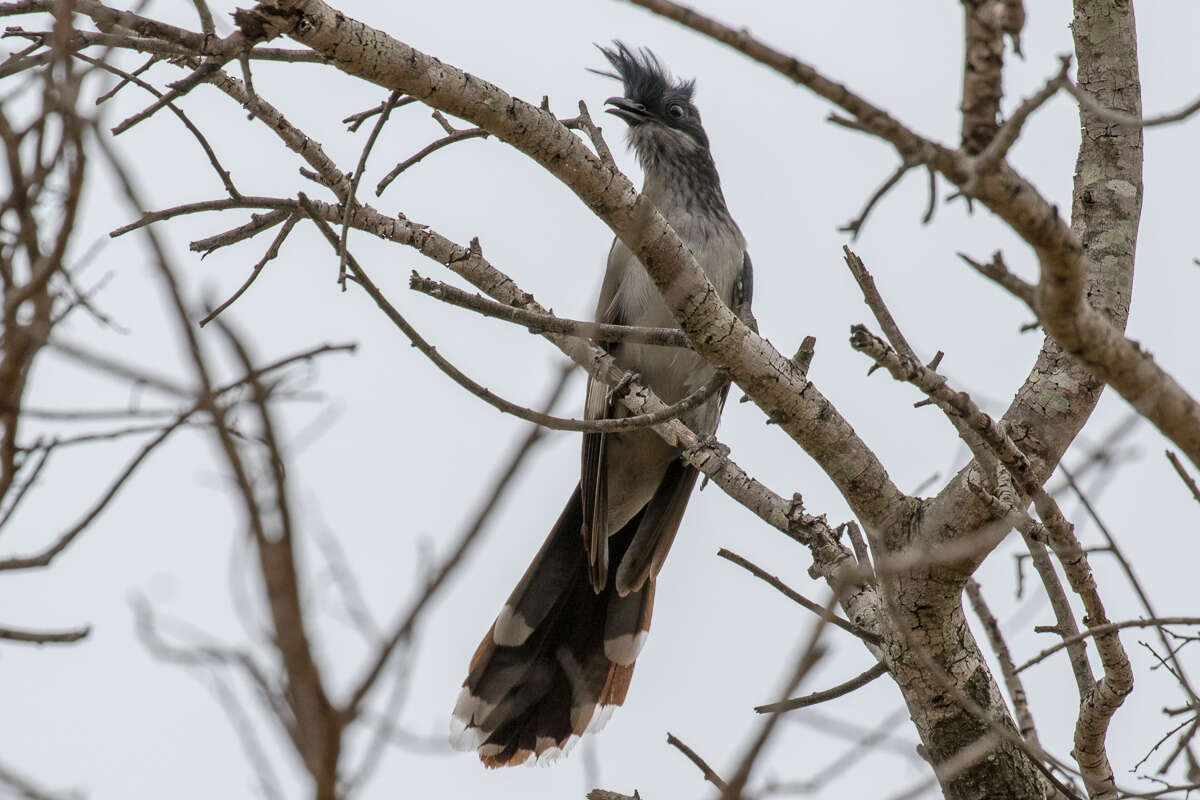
top-left (959, 0), bottom-right (1008, 154)
top-left (965, 578), bottom-right (1041, 747)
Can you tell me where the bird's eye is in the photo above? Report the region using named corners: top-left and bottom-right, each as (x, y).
top-left (666, 103), bottom-right (685, 120)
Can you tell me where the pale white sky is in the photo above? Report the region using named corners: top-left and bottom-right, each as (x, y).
top-left (3, 2), bottom-right (1200, 798)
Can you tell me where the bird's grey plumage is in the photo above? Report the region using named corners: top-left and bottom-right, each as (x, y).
top-left (452, 41), bottom-right (753, 768)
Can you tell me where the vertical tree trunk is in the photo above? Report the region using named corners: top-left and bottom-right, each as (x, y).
top-left (882, 3), bottom-right (1143, 798)
top-left (882, 568), bottom-right (1048, 800)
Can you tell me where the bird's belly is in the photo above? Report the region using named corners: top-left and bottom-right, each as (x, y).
top-left (602, 339), bottom-right (722, 534)
top-left (597, 216), bottom-right (740, 533)
top-left (615, 337), bottom-right (710, 404)
top-left (602, 427), bottom-right (676, 532)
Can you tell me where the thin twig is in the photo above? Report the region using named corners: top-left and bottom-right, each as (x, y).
top-left (206, 674), bottom-right (287, 800)
top-left (108, 27), bottom-right (257, 137)
top-left (0, 443), bottom-right (52, 530)
top-left (190, 208), bottom-right (294, 255)
top-left (568, 99), bottom-right (616, 167)
top-left (339, 90), bottom-right (402, 289)
top-left (342, 95), bottom-right (417, 131)
top-left (1032, 488), bottom-right (1132, 797)
top-left (754, 661), bottom-right (888, 713)
top-left (958, 250), bottom-right (1036, 307)
top-left (852, 325), bottom-right (1032, 484)
top-left (199, 212), bottom-right (299, 326)
top-left (842, 246), bottom-right (917, 360)
top-left (410, 273), bottom-right (690, 347)
top-left (1059, 465), bottom-right (1198, 703)
top-left (0, 623), bottom-right (90, 644)
top-left (717, 548), bottom-right (880, 645)
top-left (111, 197), bottom-right (293, 238)
top-left (0, 414), bottom-right (189, 570)
top-left (666, 733), bottom-right (727, 793)
top-left (1018, 617), bottom-right (1200, 673)
top-left (94, 53), bottom-right (157, 104)
top-left (376, 125), bottom-right (489, 194)
top-left (966, 473), bottom-right (1096, 697)
top-left (839, 159), bottom-right (914, 240)
top-left (0, 341), bottom-right (353, 571)
top-left (1063, 80), bottom-right (1200, 128)
top-left (762, 706), bottom-right (914, 795)
top-left (922, 165), bottom-right (937, 224)
top-left (970, 56), bottom-right (1071, 185)
top-left (130, 596), bottom-right (289, 797)
top-left (1166, 450), bottom-right (1200, 505)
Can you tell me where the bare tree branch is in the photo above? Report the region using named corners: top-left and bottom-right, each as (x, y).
top-left (409, 272), bottom-right (691, 348)
top-left (0, 624), bottom-right (90, 644)
top-left (1166, 450), bottom-right (1200, 505)
top-left (716, 548), bottom-right (879, 645)
top-left (665, 733), bottom-right (726, 794)
top-left (754, 661), bottom-right (888, 714)
top-left (1018, 618), bottom-right (1200, 673)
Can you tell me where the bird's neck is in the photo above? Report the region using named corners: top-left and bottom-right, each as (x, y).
top-left (639, 151), bottom-right (734, 229)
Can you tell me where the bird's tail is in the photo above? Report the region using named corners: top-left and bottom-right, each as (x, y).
top-left (450, 485), bottom-right (655, 767)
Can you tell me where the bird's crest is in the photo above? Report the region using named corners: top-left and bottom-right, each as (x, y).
top-left (590, 42), bottom-right (695, 107)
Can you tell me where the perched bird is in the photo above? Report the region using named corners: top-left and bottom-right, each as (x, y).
top-left (451, 42), bottom-right (752, 767)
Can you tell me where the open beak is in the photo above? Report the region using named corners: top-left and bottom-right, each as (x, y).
top-left (604, 96), bottom-right (650, 126)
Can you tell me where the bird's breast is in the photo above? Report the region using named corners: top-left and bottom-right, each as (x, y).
top-left (610, 200), bottom-right (744, 406)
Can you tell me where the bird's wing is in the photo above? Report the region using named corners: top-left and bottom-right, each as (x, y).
top-left (581, 240), bottom-right (631, 594)
top-left (614, 249), bottom-right (750, 594)
top-left (736, 250), bottom-right (756, 329)
top-left (580, 379), bottom-right (610, 594)
top-left (613, 458), bottom-right (700, 596)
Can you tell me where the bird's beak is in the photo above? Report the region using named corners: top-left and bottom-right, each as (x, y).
top-left (604, 96), bottom-right (650, 126)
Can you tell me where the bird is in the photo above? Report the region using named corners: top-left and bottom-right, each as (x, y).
top-left (450, 42), bottom-right (752, 768)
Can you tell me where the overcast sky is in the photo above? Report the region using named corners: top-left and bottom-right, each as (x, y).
top-left (4, 2), bottom-right (1200, 799)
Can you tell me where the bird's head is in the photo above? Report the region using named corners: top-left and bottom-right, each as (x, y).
top-left (592, 42), bottom-right (710, 169)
